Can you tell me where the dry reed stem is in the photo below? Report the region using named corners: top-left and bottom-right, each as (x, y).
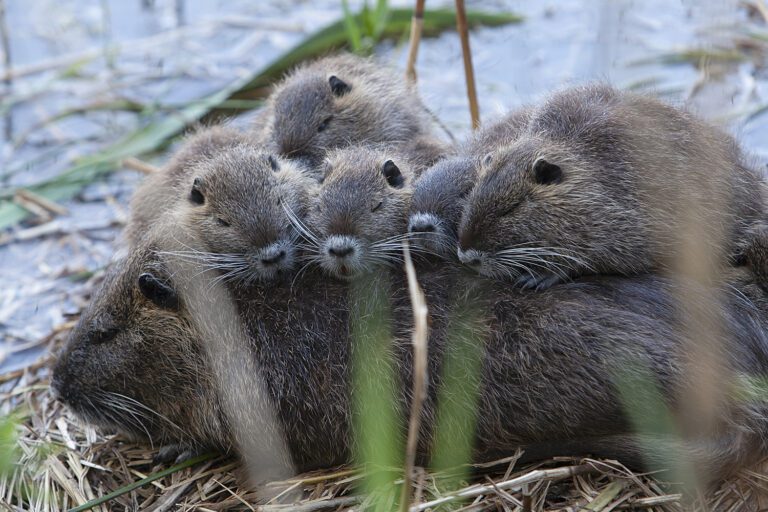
top-left (404, 0), bottom-right (426, 83)
top-left (122, 157), bottom-right (161, 175)
top-left (399, 242), bottom-right (429, 512)
top-left (454, 0), bottom-right (480, 129)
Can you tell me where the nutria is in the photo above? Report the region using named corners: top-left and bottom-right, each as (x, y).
top-left (53, 217), bottom-right (768, 483)
top-left (174, 145), bottom-right (316, 284)
top-left (304, 145), bottom-right (421, 279)
top-left (457, 84), bottom-right (767, 288)
top-left (124, 124), bottom-right (250, 246)
top-left (262, 53), bottom-right (446, 174)
top-left (408, 108), bottom-right (533, 258)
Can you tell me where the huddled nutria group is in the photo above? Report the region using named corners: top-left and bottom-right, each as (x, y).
top-left (52, 54), bottom-right (768, 487)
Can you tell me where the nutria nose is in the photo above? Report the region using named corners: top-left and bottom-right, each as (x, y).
top-left (261, 251), bottom-right (286, 265)
top-left (328, 246), bottom-right (354, 258)
top-left (409, 220), bottom-right (435, 233)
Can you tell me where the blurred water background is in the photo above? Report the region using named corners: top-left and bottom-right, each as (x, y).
top-left (0, 0), bottom-right (766, 371)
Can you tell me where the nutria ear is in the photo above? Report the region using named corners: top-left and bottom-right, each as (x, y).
top-left (382, 160), bottom-right (404, 188)
top-left (328, 75), bottom-right (351, 97)
top-left (138, 273), bottom-right (179, 310)
top-left (532, 159), bottom-right (563, 185)
top-left (267, 155), bottom-right (280, 172)
top-left (189, 177), bottom-right (205, 205)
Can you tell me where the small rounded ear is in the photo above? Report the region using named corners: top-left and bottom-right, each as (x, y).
top-left (267, 155), bottom-right (280, 172)
top-left (189, 177), bottom-right (205, 205)
top-left (532, 158), bottom-right (563, 185)
top-left (328, 75), bottom-right (351, 97)
top-left (382, 160), bottom-right (405, 189)
top-left (138, 273), bottom-right (179, 310)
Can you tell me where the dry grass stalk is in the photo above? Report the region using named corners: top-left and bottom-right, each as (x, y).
top-left (404, 0), bottom-right (426, 83)
top-left (399, 242), bottom-right (429, 512)
top-left (454, 0), bottom-right (480, 129)
top-left (121, 157), bottom-right (161, 175)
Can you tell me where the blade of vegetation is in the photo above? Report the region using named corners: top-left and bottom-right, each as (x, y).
top-left (67, 452), bottom-right (216, 512)
top-left (0, 7), bottom-right (521, 230)
top-left (350, 272), bottom-right (403, 511)
top-left (429, 285), bottom-right (488, 499)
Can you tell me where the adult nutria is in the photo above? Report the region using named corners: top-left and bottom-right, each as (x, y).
top-left (174, 145), bottom-right (316, 284)
top-left (304, 146), bottom-right (420, 279)
top-left (457, 84), bottom-right (767, 288)
top-left (53, 219), bottom-right (768, 483)
top-left (262, 53), bottom-right (446, 173)
top-left (408, 108), bottom-right (533, 259)
top-left (124, 124), bottom-right (250, 246)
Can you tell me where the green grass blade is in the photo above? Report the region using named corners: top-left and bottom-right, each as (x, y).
top-left (0, 8), bottom-right (521, 230)
top-left (67, 452), bottom-right (216, 512)
top-left (342, 0), bottom-right (363, 53)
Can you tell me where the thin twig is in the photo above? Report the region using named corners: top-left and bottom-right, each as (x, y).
top-left (405, 0), bottom-right (426, 83)
top-left (399, 242), bottom-right (429, 512)
top-left (410, 465), bottom-right (596, 511)
top-left (122, 157), bottom-right (161, 174)
top-left (454, 0), bottom-right (480, 129)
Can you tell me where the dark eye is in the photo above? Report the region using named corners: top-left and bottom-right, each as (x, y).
top-left (317, 116), bottom-right (333, 133)
top-left (276, 197), bottom-right (282, 206)
top-left (217, 217), bottom-right (231, 227)
top-left (90, 326), bottom-right (118, 345)
top-left (371, 201), bottom-right (383, 212)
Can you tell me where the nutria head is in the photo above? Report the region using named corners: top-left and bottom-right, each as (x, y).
top-left (51, 235), bottom-right (227, 451)
top-left (457, 85), bottom-right (654, 288)
top-left (408, 156), bottom-right (478, 259)
top-left (306, 146), bottom-right (413, 279)
top-left (180, 145), bottom-right (315, 284)
top-left (269, 54), bottom-right (431, 168)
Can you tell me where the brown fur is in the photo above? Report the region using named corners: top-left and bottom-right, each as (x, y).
top-left (124, 125), bottom-right (250, 246)
top-left (305, 145), bottom-right (419, 279)
top-left (458, 84), bottom-right (768, 288)
top-left (261, 53), bottom-right (445, 174)
top-left (175, 145), bottom-right (316, 284)
top-left (408, 108), bottom-right (533, 258)
top-left (52, 219), bottom-right (768, 482)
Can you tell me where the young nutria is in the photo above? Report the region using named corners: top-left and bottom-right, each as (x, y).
top-left (52, 218), bottom-right (768, 483)
top-left (263, 53), bottom-right (446, 174)
top-left (124, 125), bottom-right (252, 247)
top-left (305, 146), bottom-right (419, 279)
top-left (175, 145), bottom-right (316, 284)
top-left (457, 84), bottom-right (767, 288)
top-left (408, 108), bottom-right (533, 259)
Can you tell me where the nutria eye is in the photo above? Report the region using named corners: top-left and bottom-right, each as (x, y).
top-left (217, 217), bottom-right (230, 227)
top-left (371, 201), bottom-right (383, 212)
top-left (90, 326), bottom-right (118, 345)
top-left (483, 153), bottom-right (493, 166)
top-left (318, 116), bottom-right (333, 132)
top-left (532, 159), bottom-right (562, 185)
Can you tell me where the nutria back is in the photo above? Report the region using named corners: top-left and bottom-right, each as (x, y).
top-left (53, 216), bottom-right (768, 480)
top-left (458, 83), bottom-right (767, 288)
